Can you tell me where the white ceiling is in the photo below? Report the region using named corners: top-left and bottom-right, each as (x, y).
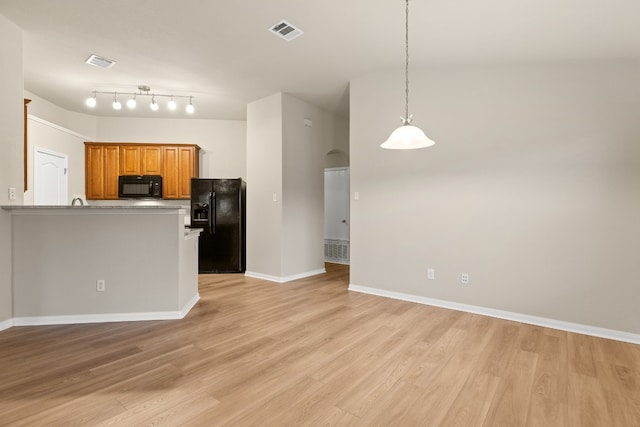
top-left (1, 0), bottom-right (639, 120)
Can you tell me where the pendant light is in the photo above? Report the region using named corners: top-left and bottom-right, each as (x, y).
top-left (381, 0), bottom-right (435, 150)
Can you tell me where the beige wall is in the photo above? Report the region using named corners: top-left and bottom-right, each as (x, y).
top-left (25, 91), bottom-right (98, 138)
top-left (25, 117), bottom-right (92, 204)
top-left (350, 62), bottom-right (640, 335)
top-left (282, 94), bottom-right (340, 277)
top-left (21, 95), bottom-right (246, 206)
top-left (0, 15), bottom-right (23, 325)
top-left (97, 117), bottom-right (247, 179)
top-left (246, 93), bottom-right (284, 277)
top-left (246, 93), bottom-right (349, 280)
top-left (11, 208), bottom-right (192, 318)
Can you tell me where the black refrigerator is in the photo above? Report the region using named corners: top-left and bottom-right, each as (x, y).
top-left (190, 178), bottom-right (246, 273)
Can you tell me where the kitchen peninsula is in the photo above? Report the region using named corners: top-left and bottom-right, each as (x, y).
top-left (2, 205), bottom-right (200, 325)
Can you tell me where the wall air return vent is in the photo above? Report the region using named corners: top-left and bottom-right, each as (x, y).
top-left (269, 20), bottom-right (304, 41)
top-left (85, 54), bottom-right (116, 68)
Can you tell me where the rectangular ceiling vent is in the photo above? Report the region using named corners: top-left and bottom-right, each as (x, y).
top-left (85, 54), bottom-right (116, 68)
top-left (269, 20), bottom-right (303, 41)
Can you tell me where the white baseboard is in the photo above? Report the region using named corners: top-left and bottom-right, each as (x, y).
top-left (180, 293), bottom-right (200, 318)
top-left (245, 268), bottom-right (326, 283)
top-left (0, 318), bottom-right (13, 332)
top-left (348, 284), bottom-right (640, 345)
top-left (325, 259), bottom-right (350, 265)
top-left (10, 294), bottom-right (200, 327)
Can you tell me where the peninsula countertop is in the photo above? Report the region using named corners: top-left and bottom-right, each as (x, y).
top-left (1, 205), bottom-right (184, 210)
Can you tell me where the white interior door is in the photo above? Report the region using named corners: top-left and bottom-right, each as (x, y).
top-left (34, 147), bottom-right (68, 205)
top-left (324, 167), bottom-right (350, 263)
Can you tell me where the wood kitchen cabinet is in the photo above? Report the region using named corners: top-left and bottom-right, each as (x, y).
top-left (119, 145), bottom-right (163, 175)
top-left (141, 146), bottom-right (162, 175)
top-left (119, 145), bottom-right (141, 175)
top-left (85, 142), bottom-right (199, 200)
top-left (162, 145), bottom-right (199, 199)
top-left (85, 144), bottom-right (120, 200)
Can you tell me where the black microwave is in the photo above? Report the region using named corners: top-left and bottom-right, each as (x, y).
top-left (118, 175), bottom-right (163, 199)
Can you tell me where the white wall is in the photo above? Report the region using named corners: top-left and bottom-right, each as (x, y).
top-left (0, 14), bottom-right (23, 326)
top-left (97, 117), bottom-right (246, 179)
top-left (350, 62), bottom-right (640, 335)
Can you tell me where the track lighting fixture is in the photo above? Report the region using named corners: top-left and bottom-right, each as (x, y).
top-left (85, 85), bottom-right (195, 114)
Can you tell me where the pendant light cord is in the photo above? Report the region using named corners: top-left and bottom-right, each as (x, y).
top-left (404, 0), bottom-right (410, 124)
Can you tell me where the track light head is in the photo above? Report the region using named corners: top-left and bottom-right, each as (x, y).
top-left (168, 97), bottom-right (177, 111)
top-left (186, 97), bottom-right (195, 114)
top-left (126, 94), bottom-right (137, 109)
top-left (112, 93), bottom-right (121, 110)
top-left (85, 93), bottom-right (97, 107)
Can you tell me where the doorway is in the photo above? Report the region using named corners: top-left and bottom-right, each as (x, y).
top-left (34, 147), bottom-right (68, 205)
top-left (324, 167), bottom-right (350, 264)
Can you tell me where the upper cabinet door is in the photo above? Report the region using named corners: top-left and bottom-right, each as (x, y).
top-left (103, 146), bottom-right (120, 199)
top-left (119, 146), bottom-right (141, 175)
top-left (85, 145), bottom-right (105, 199)
top-left (85, 144), bottom-right (120, 200)
top-left (178, 146), bottom-right (198, 199)
top-left (141, 146), bottom-right (162, 175)
top-left (162, 146), bottom-right (179, 199)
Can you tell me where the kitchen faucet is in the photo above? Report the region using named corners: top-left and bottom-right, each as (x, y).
top-left (71, 197), bottom-right (84, 206)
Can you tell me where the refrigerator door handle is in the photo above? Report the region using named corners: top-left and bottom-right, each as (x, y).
top-left (210, 192), bottom-right (216, 233)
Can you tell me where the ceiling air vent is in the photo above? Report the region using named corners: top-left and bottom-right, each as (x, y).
top-left (269, 20), bottom-right (303, 41)
top-left (85, 54), bottom-right (116, 68)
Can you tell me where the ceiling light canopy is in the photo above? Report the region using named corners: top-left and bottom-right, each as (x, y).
top-left (85, 85), bottom-right (195, 114)
top-left (381, 0), bottom-right (435, 150)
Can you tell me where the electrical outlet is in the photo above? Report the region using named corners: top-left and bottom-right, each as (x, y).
top-left (461, 273), bottom-right (469, 285)
top-left (427, 268), bottom-right (435, 280)
top-left (8, 187), bottom-right (16, 201)
top-left (96, 279), bottom-right (106, 292)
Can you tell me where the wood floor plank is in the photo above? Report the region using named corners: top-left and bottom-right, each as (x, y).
top-left (526, 334), bottom-right (568, 427)
top-left (483, 349), bottom-right (538, 426)
top-left (1, 263), bottom-right (639, 426)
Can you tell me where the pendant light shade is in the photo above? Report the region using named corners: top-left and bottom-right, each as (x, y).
top-left (381, 123), bottom-right (435, 149)
top-left (382, 0), bottom-right (435, 150)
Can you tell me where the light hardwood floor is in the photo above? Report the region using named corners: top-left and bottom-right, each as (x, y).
top-left (1, 263), bottom-right (639, 426)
